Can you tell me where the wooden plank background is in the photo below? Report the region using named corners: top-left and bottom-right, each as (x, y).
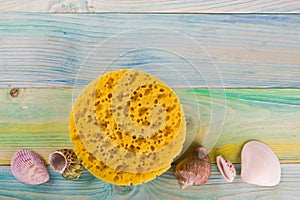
top-left (0, 88), bottom-right (299, 164)
top-left (0, 165), bottom-right (299, 199)
top-left (0, 88), bottom-right (300, 164)
top-left (0, 0), bottom-right (299, 13)
top-left (1, 14), bottom-right (299, 88)
top-left (0, 2), bottom-right (300, 199)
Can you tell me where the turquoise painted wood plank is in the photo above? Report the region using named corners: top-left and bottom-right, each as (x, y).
top-left (0, 0), bottom-right (299, 13)
top-left (0, 88), bottom-right (299, 164)
top-left (1, 14), bottom-right (300, 88)
top-left (0, 164), bottom-right (299, 199)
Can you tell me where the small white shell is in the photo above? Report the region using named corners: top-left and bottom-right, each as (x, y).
top-left (216, 155), bottom-right (236, 183)
top-left (241, 141), bottom-right (281, 186)
top-left (11, 149), bottom-right (49, 185)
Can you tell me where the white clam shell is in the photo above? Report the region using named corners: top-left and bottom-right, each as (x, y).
top-left (241, 141), bottom-right (281, 186)
top-left (11, 149), bottom-right (50, 185)
top-left (216, 155), bottom-right (236, 182)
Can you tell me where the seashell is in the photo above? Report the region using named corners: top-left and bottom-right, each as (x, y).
top-left (175, 147), bottom-right (211, 189)
top-left (49, 149), bottom-right (83, 180)
top-left (11, 149), bottom-right (49, 185)
top-left (241, 141), bottom-right (281, 186)
top-left (216, 155), bottom-right (236, 183)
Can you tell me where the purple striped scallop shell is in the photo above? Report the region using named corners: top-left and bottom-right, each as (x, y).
top-left (11, 149), bottom-right (50, 185)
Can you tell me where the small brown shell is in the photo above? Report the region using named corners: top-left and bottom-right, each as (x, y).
top-left (216, 155), bottom-right (236, 183)
top-left (49, 149), bottom-right (83, 180)
top-left (11, 149), bottom-right (49, 185)
top-left (174, 147), bottom-right (211, 189)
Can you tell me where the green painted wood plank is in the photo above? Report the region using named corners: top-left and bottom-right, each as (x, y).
top-left (0, 88), bottom-right (299, 164)
top-left (0, 164), bottom-right (299, 199)
top-left (1, 14), bottom-right (299, 88)
top-left (0, 0), bottom-right (299, 13)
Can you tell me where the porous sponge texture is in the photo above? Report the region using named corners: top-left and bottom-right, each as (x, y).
top-left (70, 112), bottom-right (169, 185)
top-left (70, 70), bottom-right (185, 185)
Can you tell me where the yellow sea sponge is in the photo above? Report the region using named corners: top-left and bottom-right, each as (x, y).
top-left (71, 70), bottom-right (186, 181)
top-left (70, 112), bottom-right (169, 185)
top-left (94, 70), bottom-right (182, 154)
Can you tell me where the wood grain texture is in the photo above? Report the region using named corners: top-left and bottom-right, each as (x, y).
top-left (0, 164), bottom-right (299, 199)
top-left (1, 14), bottom-right (300, 88)
top-left (0, 88), bottom-right (299, 164)
top-left (0, 0), bottom-right (299, 13)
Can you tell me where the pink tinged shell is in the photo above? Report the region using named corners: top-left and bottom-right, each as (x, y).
top-left (216, 155), bottom-right (236, 183)
top-left (49, 151), bottom-right (67, 174)
top-left (241, 141), bottom-right (281, 186)
top-left (11, 149), bottom-right (50, 185)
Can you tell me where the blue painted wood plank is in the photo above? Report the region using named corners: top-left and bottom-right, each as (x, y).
top-left (0, 164), bottom-right (299, 199)
top-left (0, 14), bottom-right (299, 88)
